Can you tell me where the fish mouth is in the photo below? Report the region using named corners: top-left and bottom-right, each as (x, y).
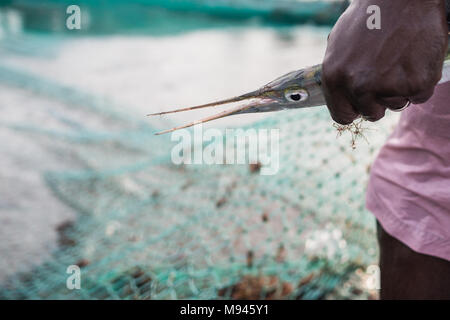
top-left (150, 97), bottom-right (281, 135)
top-left (147, 89), bottom-right (261, 117)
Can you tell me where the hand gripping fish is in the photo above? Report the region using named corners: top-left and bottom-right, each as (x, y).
top-left (149, 59), bottom-right (450, 135)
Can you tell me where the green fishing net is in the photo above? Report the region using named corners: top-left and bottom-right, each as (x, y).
top-left (0, 61), bottom-right (399, 300)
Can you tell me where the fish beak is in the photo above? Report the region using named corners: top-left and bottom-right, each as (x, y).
top-left (147, 90), bottom-right (261, 117)
top-left (147, 90), bottom-right (282, 135)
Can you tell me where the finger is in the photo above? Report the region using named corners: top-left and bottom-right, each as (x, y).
top-left (376, 96), bottom-right (410, 111)
top-left (409, 86), bottom-right (435, 104)
top-left (351, 93), bottom-right (386, 122)
top-left (322, 82), bottom-right (359, 125)
top-left (325, 91), bottom-right (360, 125)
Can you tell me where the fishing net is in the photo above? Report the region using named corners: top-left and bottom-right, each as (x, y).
top-left (5, 0), bottom-right (348, 29)
top-left (0, 59), bottom-right (400, 300)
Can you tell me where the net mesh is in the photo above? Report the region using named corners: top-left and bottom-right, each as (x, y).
top-left (0, 61), bottom-right (399, 300)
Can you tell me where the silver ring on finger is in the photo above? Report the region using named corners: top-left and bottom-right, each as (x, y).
top-left (390, 100), bottom-right (411, 112)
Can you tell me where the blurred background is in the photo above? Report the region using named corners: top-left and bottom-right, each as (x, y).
top-left (0, 0), bottom-right (401, 299)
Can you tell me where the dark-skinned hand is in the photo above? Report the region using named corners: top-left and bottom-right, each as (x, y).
top-left (322, 0), bottom-right (449, 124)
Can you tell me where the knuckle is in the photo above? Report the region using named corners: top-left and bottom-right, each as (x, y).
top-left (329, 108), bottom-right (358, 125)
top-left (332, 116), bottom-right (355, 125)
top-left (378, 97), bottom-right (408, 109)
top-left (359, 103), bottom-right (386, 122)
top-left (365, 109), bottom-right (386, 122)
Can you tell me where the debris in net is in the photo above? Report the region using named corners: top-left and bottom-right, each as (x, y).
top-left (181, 180), bottom-right (192, 190)
top-left (109, 266), bottom-right (153, 299)
top-left (325, 267), bottom-right (379, 300)
top-left (246, 250), bottom-right (254, 268)
top-left (295, 269), bottom-right (333, 300)
top-left (76, 259), bottom-right (90, 268)
top-left (275, 244), bottom-right (286, 263)
top-left (216, 197), bottom-right (227, 208)
top-left (298, 272), bottom-right (315, 287)
top-left (55, 220), bottom-right (76, 247)
top-left (218, 275), bottom-right (293, 300)
top-left (261, 212), bottom-right (269, 223)
top-left (333, 118), bottom-right (370, 149)
top-left (225, 180), bottom-right (237, 193)
top-left (249, 162), bottom-right (262, 174)
top-left (151, 190), bottom-right (160, 198)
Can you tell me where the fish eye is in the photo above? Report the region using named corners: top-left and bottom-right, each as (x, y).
top-left (285, 89), bottom-right (308, 102)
